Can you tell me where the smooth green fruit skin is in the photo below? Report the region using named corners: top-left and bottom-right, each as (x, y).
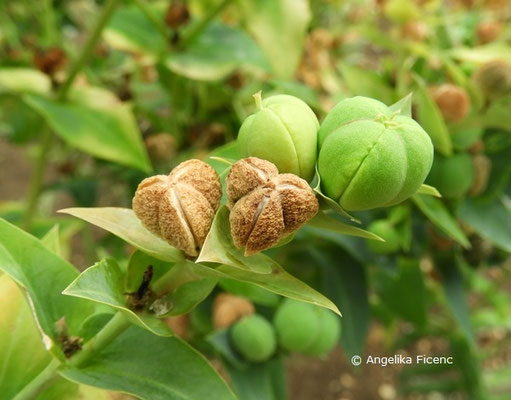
top-left (274, 299), bottom-right (320, 352)
top-left (303, 309), bottom-right (341, 357)
top-left (367, 220), bottom-right (401, 254)
top-left (317, 97), bottom-right (434, 211)
top-left (425, 153), bottom-right (474, 198)
top-left (237, 94), bottom-right (319, 181)
top-left (231, 314), bottom-right (276, 363)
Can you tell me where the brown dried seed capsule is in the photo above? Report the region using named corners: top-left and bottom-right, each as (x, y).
top-left (476, 21), bottom-right (502, 45)
top-left (430, 84), bottom-right (470, 123)
top-left (276, 174), bottom-right (320, 234)
top-left (213, 293), bottom-right (255, 330)
top-left (226, 157), bottom-right (279, 208)
top-left (132, 159), bottom-right (221, 257)
top-left (473, 60), bottom-right (511, 98)
top-left (228, 158), bottom-right (319, 255)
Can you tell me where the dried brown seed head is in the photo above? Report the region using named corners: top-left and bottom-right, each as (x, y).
top-left (226, 157), bottom-right (278, 208)
top-left (133, 159), bottom-right (221, 256)
top-left (213, 293), bottom-right (255, 329)
top-left (476, 21), bottom-right (502, 44)
top-left (430, 84), bottom-right (470, 123)
top-left (474, 60), bottom-right (511, 98)
top-left (228, 158), bottom-right (319, 255)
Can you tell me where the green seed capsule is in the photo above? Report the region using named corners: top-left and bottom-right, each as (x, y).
top-left (237, 92), bottom-right (319, 182)
top-left (274, 299), bottom-right (320, 352)
top-left (367, 220), bottom-right (401, 254)
top-left (231, 314), bottom-right (276, 362)
top-left (317, 96), bottom-right (434, 211)
top-left (303, 309), bottom-right (341, 357)
top-left (425, 153), bottom-right (474, 198)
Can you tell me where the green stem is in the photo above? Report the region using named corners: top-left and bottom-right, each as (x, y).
top-left (131, 0), bottom-right (169, 44)
top-left (11, 358), bottom-right (61, 400)
top-left (253, 90), bottom-right (263, 110)
top-left (179, 0), bottom-right (233, 49)
top-left (69, 312), bottom-right (130, 367)
top-left (23, 0), bottom-right (121, 230)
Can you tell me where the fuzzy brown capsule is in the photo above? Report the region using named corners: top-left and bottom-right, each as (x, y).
top-left (431, 84), bottom-right (470, 123)
top-left (133, 159), bottom-right (221, 257)
top-left (227, 158), bottom-right (318, 255)
top-left (474, 60), bottom-right (511, 99)
top-left (213, 293), bottom-right (255, 330)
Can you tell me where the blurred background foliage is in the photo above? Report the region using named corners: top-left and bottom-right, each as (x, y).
top-left (1, 0), bottom-right (511, 399)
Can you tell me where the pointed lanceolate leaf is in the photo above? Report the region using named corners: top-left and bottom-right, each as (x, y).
top-left (308, 211), bottom-right (384, 241)
top-left (24, 93), bottom-right (151, 172)
top-left (389, 93), bottom-right (413, 117)
top-left (0, 275), bottom-right (53, 399)
top-left (59, 207), bottom-right (184, 262)
top-left (412, 195), bottom-right (470, 248)
top-left (417, 184), bottom-right (442, 197)
top-left (63, 259), bottom-right (172, 337)
top-left (0, 218), bottom-right (94, 358)
top-left (0, 68), bottom-right (51, 95)
top-left (413, 75), bottom-right (453, 156)
top-left (59, 325), bottom-right (237, 400)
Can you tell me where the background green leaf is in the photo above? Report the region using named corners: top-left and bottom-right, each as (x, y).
top-left (0, 68), bottom-right (51, 95)
top-left (24, 94), bottom-right (151, 172)
top-left (239, 0), bottom-right (311, 79)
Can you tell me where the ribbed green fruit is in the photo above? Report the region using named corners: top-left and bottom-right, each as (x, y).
top-left (426, 153), bottom-right (474, 198)
top-left (274, 299), bottom-right (320, 352)
top-left (317, 96), bottom-right (434, 211)
top-left (303, 309), bottom-right (341, 357)
top-left (237, 93), bottom-right (319, 181)
top-left (231, 314), bottom-right (276, 362)
top-left (367, 220), bottom-right (401, 254)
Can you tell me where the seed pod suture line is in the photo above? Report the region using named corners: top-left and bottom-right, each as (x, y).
top-left (227, 157), bottom-right (318, 256)
top-left (133, 159), bottom-right (221, 257)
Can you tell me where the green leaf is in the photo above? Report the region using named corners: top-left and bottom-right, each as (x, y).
top-left (0, 275), bottom-right (53, 399)
top-left (226, 358), bottom-right (287, 400)
top-left (207, 329), bottom-right (248, 369)
top-left (24, 93), bottom-right (151, 172)
top-left (316, 250), bottom-right (369, 358)
top-left (126, 251), bottom-right (174, 293)
top-left (0, 218), bottom-right (94, 358)
top-left (413, 75), bottom-right (453, 156)
top-left (412, 195), bottom-right (470, 248)
top-left (197, 206), bottom-right (273, 274)
top-left (458, 198), bottom-right (511, 252)
top-left (450, 44), bottom-right (511, 65)
top-left (0, 68), bottom-right (51, 95)
top-left (308, 212), bottom-right (384, 241)
top-left (59, 207), bottom-right (184, 262)
top-left (167, 23), bottom-right (269, 81)
top-left (484, 96), bottom-right (511, 132)
top-left (239, 0), bottom-right (311, 79)
top-left (417, 184), bottom-right (442, 197)
top-left (339, 64), bottom-right (395, 104)
top-left (374, 258), bottom-right (427, 328)
top-left (63, 259), bottom-right (172, 337)
top-left (218, 279), bottom-right (280, 307)
top-left (37, 377), bottom-right (117, 400)
top-left (41, 225), bottom-right (62, 256)
top-left (104, 4), bottom-right (166, 59)
top-left (389, 92), bottom-right (413, 117)
top-left (59, 325), bottom-right (237, 400)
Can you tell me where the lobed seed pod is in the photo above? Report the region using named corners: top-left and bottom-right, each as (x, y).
top-left (318, 96), bottom-right (433, 211)
top-left (237, 92), bottom-right (319, 182)
top-left (430, 84), bottom-right (470, 123)
top-left (213, 293), bottom-right (255, 330)
top-left (227, 158), bottom-right (319, 256)
top-left (303, 308), bottom-right (341, 357)
top-left (133, 159), bottom-right (221, 257)
top-left (231, 314), bottom-right (277, 362)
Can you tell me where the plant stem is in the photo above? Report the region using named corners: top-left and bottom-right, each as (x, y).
top-left (11, 358), bottom-right (61, 400)
top-left (22, 0), bottom-right (121, 230)
top-left (179, 0), bottom-right (233, 49)
top-left (69, 312), bottom-right (131, 367)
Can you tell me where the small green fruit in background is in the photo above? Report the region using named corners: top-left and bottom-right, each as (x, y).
top-left (367, 220), bottom-right (401, 254)
top-left (237, 92), bottom-right (319, 182)
top-left (303, 309), bottom-right (341, 357)
top-left (383, 0), bottom-right (420, 23)
top-left (426, 153), bottom-right (474, 198)
top-left (317, 96), bottom-right (434, 211)
top-left (274, 299), bottom-right (320, 352)
top-left (231, 314), bottom-right (276, 362)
